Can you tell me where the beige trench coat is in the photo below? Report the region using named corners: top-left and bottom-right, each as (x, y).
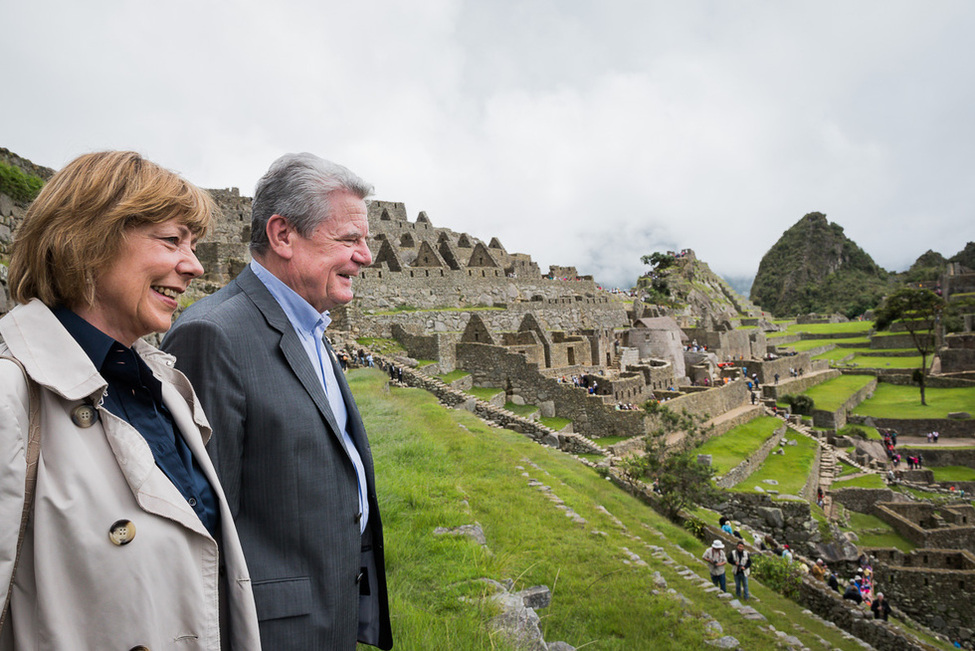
top-left (0, 300), bottom-right (261, 650)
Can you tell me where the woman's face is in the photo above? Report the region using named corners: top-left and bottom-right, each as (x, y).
top-left (76, 219), bottom-right (203, 346)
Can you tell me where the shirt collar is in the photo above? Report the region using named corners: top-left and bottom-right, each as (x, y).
top-left (250, 259), bottom-right (332, 336)
top-left (52, 306), bottom-right (115, 370)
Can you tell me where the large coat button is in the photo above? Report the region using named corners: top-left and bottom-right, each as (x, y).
top-left (70, 404), bottom-right (98, 428)
top-left (109, 519), bottom-right (136, 545)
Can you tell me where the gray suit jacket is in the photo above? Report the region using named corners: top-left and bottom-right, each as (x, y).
top-left (162, 266), bottom-right (391, 650)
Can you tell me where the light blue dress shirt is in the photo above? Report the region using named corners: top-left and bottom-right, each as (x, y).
top-left (251, 259), bottom-right (369, 534)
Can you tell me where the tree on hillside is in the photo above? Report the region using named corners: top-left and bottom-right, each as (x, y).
top-left (874, 287), bottom-right (945, 406)
top-left (622, 404), bottom-right (716, 518)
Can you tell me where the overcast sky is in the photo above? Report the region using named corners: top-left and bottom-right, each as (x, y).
top-left (3, 0), bottom-right (974, 290)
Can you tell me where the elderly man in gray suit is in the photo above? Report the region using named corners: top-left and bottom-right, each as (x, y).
top-left (162, 153), bottom-right (392, 650)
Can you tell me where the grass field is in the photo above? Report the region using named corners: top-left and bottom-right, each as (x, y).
top-left (437, 370), bottom-right (471, 383)
top-left (782, 321), bottom-right (875, 335)
top-left (931, 466), bottom-right (975, 482)
top-left (504, 401), bottom-right (539, 417)
top-left (852, 384), bottom-right (975, 419)
top-left (695, 416), bottom-right (782, 475)
top-left (468, 386), bottom-right (504, 401)
top-left (799, 374), bottom-right (875, 412)
top-left (732, 430), bottom-right (819, 495)
top-left (347, 369), bottom-right (871, 650)
top-left (839, 355), bottom-right (924, 369)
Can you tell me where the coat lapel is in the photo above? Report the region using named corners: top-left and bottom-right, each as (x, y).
top-left (236, 267), bottom-right (345, 440)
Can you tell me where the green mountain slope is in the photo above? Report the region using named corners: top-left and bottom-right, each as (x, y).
top-left (750, 212), bottom-right (891, 318)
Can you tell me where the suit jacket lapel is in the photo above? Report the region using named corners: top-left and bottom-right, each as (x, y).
top-left (236, 267), bottom-right (345, 441)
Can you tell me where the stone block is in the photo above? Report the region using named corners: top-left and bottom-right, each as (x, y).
top-left (518, 585), bottom-right (552, 610)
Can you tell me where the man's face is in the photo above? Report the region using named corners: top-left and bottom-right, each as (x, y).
top-left (287, 190), bottom-right (373, 312)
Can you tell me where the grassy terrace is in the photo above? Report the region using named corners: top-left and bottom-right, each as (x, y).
top-left (695, 416), bottom-right (782, 475)
top-left (468, 386), bottom-right (504, 401)
top-left (931, 466), bottom-right (975, 482)
top-left (853, 384), bottom-right (975, 419)
top-left (843, 511), bottom-right (916, 552)
top-left (778, 321), bottom-right (875, 336)
top-left (437, 370), bottom-right (471, 383)
top-left (348, 369), bottom-right (871, 650)
top-left (732, 429), bottom-right (819, 495)
top-left (799, 374), bottom-right (875, 412)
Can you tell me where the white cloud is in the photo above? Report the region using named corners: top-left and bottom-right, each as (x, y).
top-left (3, 0), bottom-right (974, 290)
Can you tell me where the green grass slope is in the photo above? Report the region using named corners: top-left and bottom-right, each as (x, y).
top-left (349, 369), bottom-right (868, 650)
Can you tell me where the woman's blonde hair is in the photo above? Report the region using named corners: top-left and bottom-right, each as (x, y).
top-left (8, 151), bottom-right (214, 308)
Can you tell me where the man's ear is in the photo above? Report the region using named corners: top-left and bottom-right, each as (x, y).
top-left (266, 214), bottom-right (295, 260)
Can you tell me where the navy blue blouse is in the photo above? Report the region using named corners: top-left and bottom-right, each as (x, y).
top-left (54, 307), bottom-right (220, 537)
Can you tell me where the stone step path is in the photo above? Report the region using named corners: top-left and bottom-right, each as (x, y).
top-left (512, 460), bottom-right (863, 649)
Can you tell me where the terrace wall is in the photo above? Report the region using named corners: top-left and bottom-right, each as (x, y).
top-left (761, 368), bottom-right (841, 401)
top-left (810, 376), bottom-right (877, 429)
top-left (662, 378), bottom-right (750, 420)
top-left (897, 447), bottom-right (975, 468)
top-left (873, 502), bottom-right (975, 553)
top-left (847, 415), bottom-right (974, 438)
top-left (866, 548), bottom-right (975, 643)
top-left (715, 424), bottom-right (787, 489)
top-left (455, 342), bottom-right (646, 439)
top-left (829, 488), bottom-right (897, 514)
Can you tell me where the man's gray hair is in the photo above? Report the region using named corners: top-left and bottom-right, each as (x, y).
top-left (250, 152), bottom-right (373, 256)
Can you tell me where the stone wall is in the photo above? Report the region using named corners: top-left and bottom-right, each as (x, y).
top-left (681, 327), bottom-right (767, 361)
top-left (829, 488), bottom-right (897, 514)
top-left (708, 492), bottom-right (821, 547)
top-left (810, 376), bottom-right (877, 429)
top-left (455, 342), bottom-right (647, 439)
top-left (873, 502), bottom-right (975, 553)
top-left (715, 424), bottom-right (786, 488)
top-left (345, 299), bottom-right (628, 339)
top-left (761, 368), bottom-right (841, 401)
top-left (663, 379), bottom-right (750, 421)
top-left (749, 352), bottom-right (817, 386)
top-left (897, 446), bottom-right (975, 468)
top-left (871, 333), bottom-right (935, 349)
top-left (795, 577), bottom-right (930, 651)
top-left (847, 415), bottom-right (974, 438)
top-left (390, 325), bottom-right (459, 371)
top-left (866, 548), bottom-right (975, 644)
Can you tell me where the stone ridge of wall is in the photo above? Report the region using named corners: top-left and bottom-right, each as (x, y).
top-left (373, 353), bottom-right (606, 456)
top-left (847, 415), bottom-right (974, 438)
top-left (748, 353), bottom-right (816, 385)
top-left (715, 424), bottom-right (786, 489)
top-left (811, 376), bottom-right (877, 429)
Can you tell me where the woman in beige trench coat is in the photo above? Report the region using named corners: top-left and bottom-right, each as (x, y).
top-left (0, 152), bottom-right (261, 650)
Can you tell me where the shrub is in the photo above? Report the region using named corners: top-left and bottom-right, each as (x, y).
top-left (0, 162), bottom-right (45, 203)
top-left (682, 517), bottom-right (707, 541)
top-left (782, 394), bottom-right (815, 415)
top-left (751, 554), bottom-right (803, 600)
